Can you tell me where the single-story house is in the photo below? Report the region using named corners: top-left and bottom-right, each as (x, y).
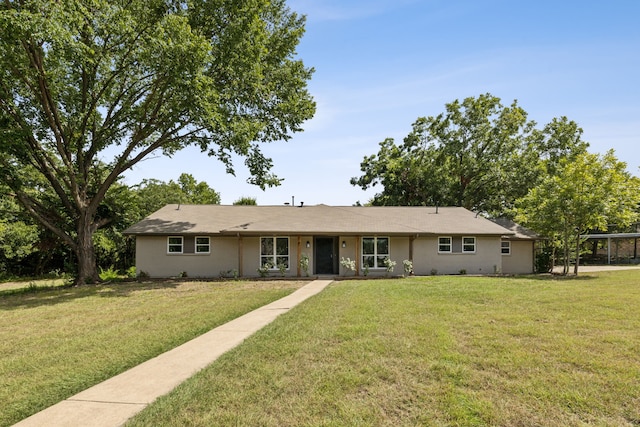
top-left (123, 204), bottom-right (538, 278)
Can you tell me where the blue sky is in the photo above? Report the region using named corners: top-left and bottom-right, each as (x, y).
top-left (125, 0), bottom-right (640, 206)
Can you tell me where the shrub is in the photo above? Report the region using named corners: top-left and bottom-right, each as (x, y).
top-left (299, 253), bottom-right (310, 277)
top-left (257, 262), bottom-right (272, 278)
top-left (126, 266), bottom-right (137, 279)
top-left (99, 266), bottom-right (120, 281)
top-left (277, 262), bottom-right (287, 277)
top-left (383, 258), bottom-right (396, 274)
top-left (340, 257), bottom-right (356, 275)
top-left (402, 259), bottom-right (413, 277)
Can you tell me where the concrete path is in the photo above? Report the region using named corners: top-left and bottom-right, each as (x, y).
top-left (14, 279), bottom-right (333, 427)
top-left (552, 265), bottom-right (639, 274)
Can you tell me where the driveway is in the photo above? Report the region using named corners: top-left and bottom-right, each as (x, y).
top-left (553, 265), bottom-right (639, 273)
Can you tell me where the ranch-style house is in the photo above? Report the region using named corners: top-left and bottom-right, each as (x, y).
top-left (123, 204), bottom-right (538, 278)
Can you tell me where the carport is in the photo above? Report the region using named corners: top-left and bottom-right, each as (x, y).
top-left (581, 233), bottom-right (640, 264)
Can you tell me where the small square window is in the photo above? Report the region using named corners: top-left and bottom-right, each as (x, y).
top-left (438, 237), bottom-right (452, 253)
top-left (196, 237), bottom-right (210, 253)
top-left (501, 240), bottom-right (511, 255)
top-left (168, 236), bottom-right (183, 253)
top-left (463, 237), bottom-right (476, 253)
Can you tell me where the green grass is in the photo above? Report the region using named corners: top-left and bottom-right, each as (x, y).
top-left (0, 279), bottom-right (307, 426)
top-left (127, 271), bottom-right (640, 427)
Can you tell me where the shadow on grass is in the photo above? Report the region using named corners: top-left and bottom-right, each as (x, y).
top-left (513, 273), bottom-right (599, 282)
top-left (0, 280), bottom-right (182, 310)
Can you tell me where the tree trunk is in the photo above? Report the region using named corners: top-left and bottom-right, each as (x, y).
top-left (574, 232), bottom-right (581, 275)
top-left (75, 210), bottom-right (100, 285)
top-left (563, 229), bottom-right (570, 275)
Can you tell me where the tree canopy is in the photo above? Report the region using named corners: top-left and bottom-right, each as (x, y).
top-left (0, 0), bottom-right (315, 284)
top-left (516, 151), bottom-right (640, 274)
top-left (135, 173), bottom-right (221, 214)
top-left (233, 196), bottom-right (258, 205)
top-left (350, 94), bottom-right (588, 216)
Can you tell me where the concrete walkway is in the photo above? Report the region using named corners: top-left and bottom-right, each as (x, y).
top-left (14, 279), bottom-right (333, 427)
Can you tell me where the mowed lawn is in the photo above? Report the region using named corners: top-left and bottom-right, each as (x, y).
top-left (0, 279), bottom-right (307, 427)
top-left (128, 271), bottom-right (640, 427)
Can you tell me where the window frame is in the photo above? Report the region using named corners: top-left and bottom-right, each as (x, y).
top-left (167, 236), bottom-right (183, 254)
top-left (195, 236), bottom-right (211, 254)
top-left (438, 236), bottom-right (452, 253)
top-left (260, 236), bottom-right (290, 270)
top-left (501, 240), bottom-right (511, 255)
top-left (462, 236), bottom-right (476, 253)
top-left (361, 236), bottom-right (390, 269)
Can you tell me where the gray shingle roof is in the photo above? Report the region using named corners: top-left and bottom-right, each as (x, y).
top-left (489, 217), bottom-right (540, 240)
top-left (124, 204), bottom-right (519, 237)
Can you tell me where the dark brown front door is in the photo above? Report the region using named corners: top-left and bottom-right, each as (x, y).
top-left (315, 237), bottom-right (337, 275)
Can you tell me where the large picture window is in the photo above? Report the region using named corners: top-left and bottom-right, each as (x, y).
top-left (362, 237), bottom-right (389, 269)
top-left (260, 237), bottom-right (289, 269)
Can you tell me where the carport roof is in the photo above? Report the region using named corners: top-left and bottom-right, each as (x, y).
top-left (123, 204), bottom-right (518, 237)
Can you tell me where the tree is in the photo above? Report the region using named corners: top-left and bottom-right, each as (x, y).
top-left (0, 0), bottom-right (315, 284)
top-left (516, 151), bottom-right (640, 275)
top-left (135, 173), bottom-right (221, 215)
top-left (0, 192), bottom-right (39, 275)
top-left (351, 94), bottom-right (588, 217)
top-left (233, 196), bottom-right (258, 205)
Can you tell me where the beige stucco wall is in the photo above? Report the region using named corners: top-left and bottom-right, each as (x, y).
top-left (135, 235), bottom-right (238, 278)
top-left (135, 234), bottom-right (526, 278)
top-left (412, 236), bottom-right (503, 275)
top-left (501, 240), bottom-right (535, 274)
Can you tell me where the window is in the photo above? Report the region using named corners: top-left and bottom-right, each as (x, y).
top-left (260, 237), bottom-right (289, 269)
top-left (463, 237), bottom-right (476, 253)
top-left (196, 237), bottom-right (210, 253)
top-left (362, 237), bottom-right (389, 269)
top-left (501, 240), bottom-right (511, 255)
top-left (168, 236), bottom-right (183, 253)
top-left (438, 237), bottom-right (452, 253)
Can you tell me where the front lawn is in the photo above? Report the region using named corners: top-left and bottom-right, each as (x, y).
top-left (128, 271), bottom-right (640, 426)
top-left (0, 279), bottom-right (307, 426)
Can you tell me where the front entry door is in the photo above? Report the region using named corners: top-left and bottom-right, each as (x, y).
top-left (315, 237), bottom-right (337, 275)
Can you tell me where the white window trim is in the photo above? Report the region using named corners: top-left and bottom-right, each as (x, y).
top-left (462, 236), bottom-right (476, 254)
top-left (438, 236), bottom-right (452, 254)
top-left (361, 236), bottom-right (390, 269)
top-left (195, 236), bottom-right (211, 254)
top-left (501, 240), bottom-right (511, 255)
top-left (260, 236), bottom-right (290, 270)
top-left (167, 236), bottom-right (183, 254)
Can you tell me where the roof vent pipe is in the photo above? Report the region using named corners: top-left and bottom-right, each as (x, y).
top-left (299, 201), bottom-right (304, 207)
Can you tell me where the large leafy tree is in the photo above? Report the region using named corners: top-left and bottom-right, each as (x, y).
top-left (0, 0), bottom-right (315, 284)
top-left (351, 94), bottom-right (588, 216)
top-left (135, 173), bottom-right (221, 215)
top-left (516, 151), bottom-right (640, 275)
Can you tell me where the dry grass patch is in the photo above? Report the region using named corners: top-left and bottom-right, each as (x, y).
top-left (0, 279), bottom-right (307, 426)
top-left (128, 271), bottom-right (640, 426)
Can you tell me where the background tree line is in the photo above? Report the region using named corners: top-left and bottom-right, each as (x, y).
top-left (0, 173), bottom-right (224, 279)
top-left (352, 93), bottom-right (640, 274)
